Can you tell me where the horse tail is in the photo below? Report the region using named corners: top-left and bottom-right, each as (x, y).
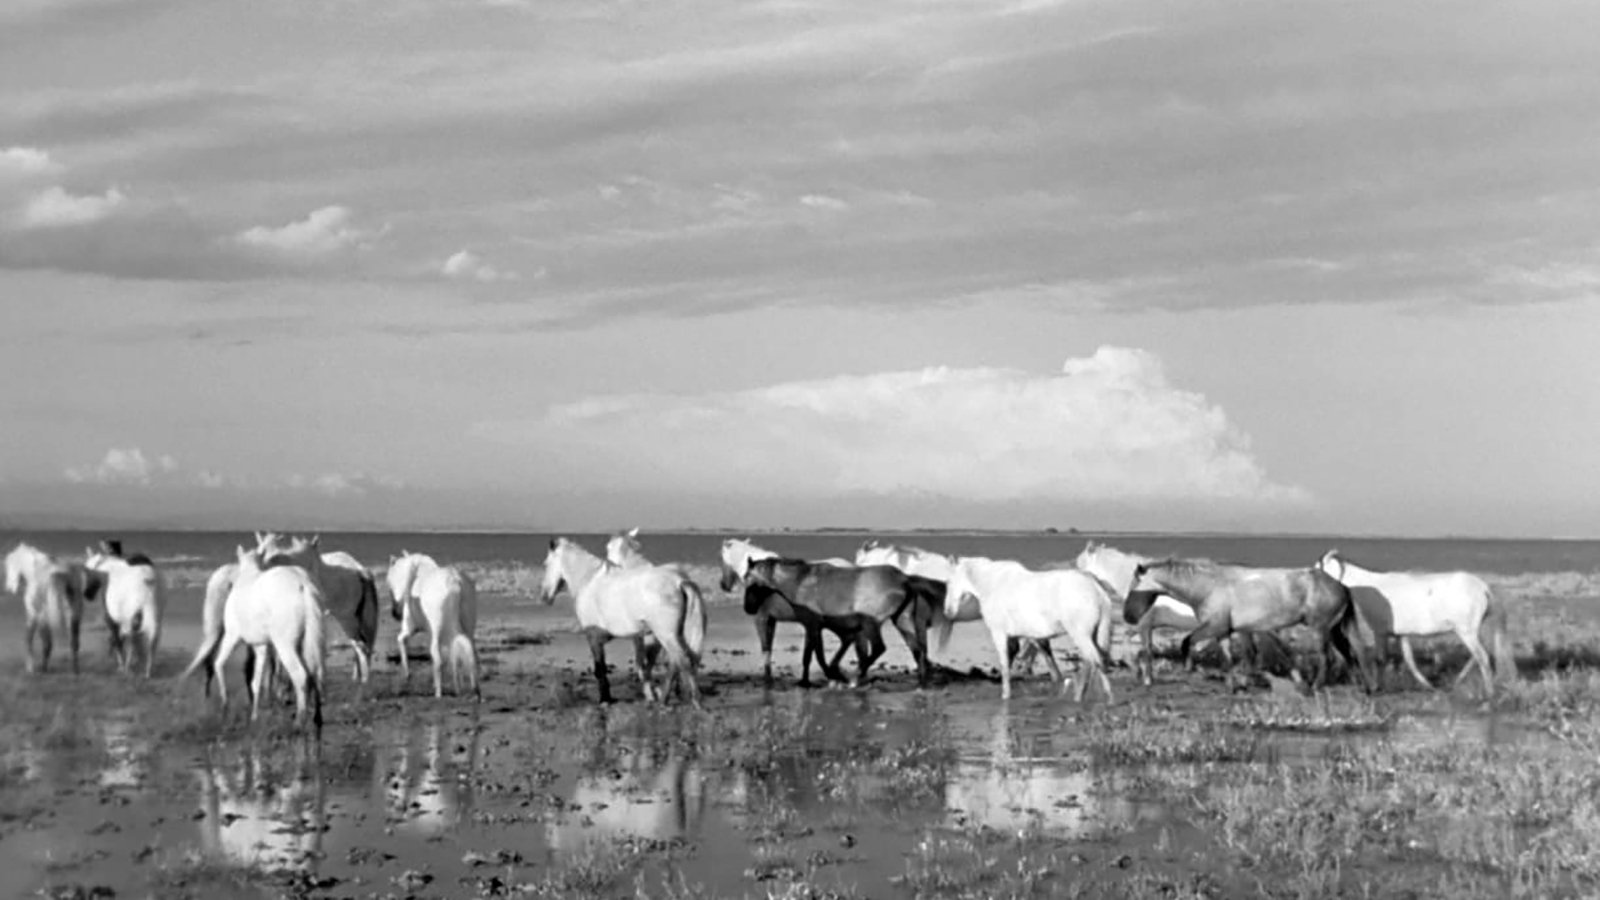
top-left (301, 583), bottom-right (326, 688)
top-left (1483, 588), bottom-right (1517, 683)
top-left (448, 576), bottom-right (480, 692)
top-left (43, 573), bottom-right (70, 638)
top-left (679, 580), bottom-right (707, 670)
top-left (356, 572), bottom-right (380, 657)
top-left (934, 614), bottom-right (956, 654)
top-left (1095, 595), bottom-right (1114, 667)
top-left (182, 566), bottom-right (233, 683)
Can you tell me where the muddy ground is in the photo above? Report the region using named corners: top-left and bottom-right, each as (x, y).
top-left (3, 593), bottom-right (1597, 900)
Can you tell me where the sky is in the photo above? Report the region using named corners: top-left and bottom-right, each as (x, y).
top-left (1, 0), bottom-right (1598, 537)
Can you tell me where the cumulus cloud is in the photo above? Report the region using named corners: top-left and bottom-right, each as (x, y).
top-left (0, 146), bottom-right (59, 180)
top-left (234, 205), bottom-right (370, 257)
top-left (64, 447), bottom-right (178, 485)
top-left (441, 249), bottom-right (516, 282)
top-left (20, 185), bottom-right (126, 228)
top-left (476, 346), bottom-right (1309, 508)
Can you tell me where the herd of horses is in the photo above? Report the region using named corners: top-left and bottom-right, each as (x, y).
top-left (3, 530), bottom-right (1519, 735)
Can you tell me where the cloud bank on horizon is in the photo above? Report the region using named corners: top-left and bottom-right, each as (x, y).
top-left (481, 346), bottom-right (1309, 510)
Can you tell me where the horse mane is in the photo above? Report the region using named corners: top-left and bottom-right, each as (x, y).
top-left (1142, 556), bottom-right (1238, 576)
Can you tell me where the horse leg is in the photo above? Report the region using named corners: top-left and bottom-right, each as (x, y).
top-left (395, 621), bottom-right (413, 693)
top-left (428, 630), bottom-right (445, 699)
top-left (857, 623), bottom-right (888, 686)
top-left (892, 616), bottom-right (931, 690)
top-left (586, 629), bottom-right (614, 704)
top-left (143, 622), bottom-right (159, 679)
top-left (989, 625), bottom-right (1016, 700)
top-left (24, 619), bottom-right (39, 674)
top-left (1183, 618), bottom-right (1235, 688)
top-left (1398, 637), bottom-right (1433, 690)
top-left (1032, 645), bottom-right (1066, 696)
top-left (755, 613), bottom-right (777, 688)
top-left (247, 644), bottom-right (269, 724)
top-left (70, 617), bottom-right (81, 675)
top-left (1139, 617), bottom-right (1157, 686)
top-left (213, 632), bottom-right (241, 716)
top-left (1454, 629), bottom-right (1495, 697)
top-left (272, 637), bottom-right (312, 729)
top-left (634, 637), bottom-right (658, 703)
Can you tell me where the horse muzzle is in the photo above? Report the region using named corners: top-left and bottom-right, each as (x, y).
top-left (1123, 589), bottom-right (1160, 625)
top-left (718, 570), bottom-right (739, 592)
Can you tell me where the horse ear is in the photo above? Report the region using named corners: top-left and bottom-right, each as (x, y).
top-left (549, 538), bottom-right (559, 551)
top-left (626, 527), bottom-right (639, 538)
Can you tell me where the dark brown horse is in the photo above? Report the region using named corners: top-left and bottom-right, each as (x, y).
top-left (741, 557), bottom-right (940, 688)
top-left (1126, 558), bottom-right (1375, 692)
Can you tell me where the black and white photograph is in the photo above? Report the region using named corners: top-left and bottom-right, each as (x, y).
top-left (2, 1), bottom-right (1599, 897)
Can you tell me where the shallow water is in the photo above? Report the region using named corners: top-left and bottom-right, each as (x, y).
top-left (1, 656), bottom-right (1559, 900)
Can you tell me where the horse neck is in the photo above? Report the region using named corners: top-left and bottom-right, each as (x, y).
top-left (1150, 563), bottom-right (1225, 603)
top-left (559, 546), bottom-right (605, 594)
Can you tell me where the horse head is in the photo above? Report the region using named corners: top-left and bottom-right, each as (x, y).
top-left (1123, 562), bottom-right (1165, 621)
top-left (941, 558), bottom-right (976, 620)
top-left (538, 538), bottom-right (570, 605)
top-left (605, 530), bottom-right (646, 568)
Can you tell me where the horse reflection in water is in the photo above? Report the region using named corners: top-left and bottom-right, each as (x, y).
top-left (97, 715), bottom-right (154, 789)
top-left (943, 708), bottom-right (1161, 838)
top-left (385, 717), bottom-right (480, 837)
top-left (546, 715), bottom-right (708, 853)
top-left (195, 742), bottom-right (326, 870)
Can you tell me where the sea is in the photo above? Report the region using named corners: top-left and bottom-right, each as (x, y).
top-left (6, 528), bottom-right (1598, 578)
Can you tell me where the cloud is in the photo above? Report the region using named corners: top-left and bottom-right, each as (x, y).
top-left (441, 249), bottom-right (516, 282)
top-left (62, 447), bottom-right (404, 497)
top-left (282, 471), bottom-right (406, 497)
top-left (476, 346), bottom-right (1309, 508)
top-left (0, 146), bottom-right (60, 180)
top-left (64, 447), bottom-right (179, 485)
top-left (799, 194), bottom-right (849, 211)
top-left (234, 205), bottom-right (371, 257)
top-left (20, 185), bottom-right (127, 228)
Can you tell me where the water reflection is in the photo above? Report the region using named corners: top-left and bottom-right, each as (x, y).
top-left (944, 708), bottom-right (1164, 838)
top-left (195, 742), bottom-right (326, 870)
top-left (97, 715), bottom-right (152, 789)
top-left (546, 714), bottom-right (709, 852)
top-left (384, 716), bottom-right (479, 837)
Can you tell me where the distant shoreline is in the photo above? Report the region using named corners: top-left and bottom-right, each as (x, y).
top-left (2, 524), bottom-right (1594, 543)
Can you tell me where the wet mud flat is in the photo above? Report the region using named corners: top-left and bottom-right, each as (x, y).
top-left (5, 601), bottom-right (1600, 900)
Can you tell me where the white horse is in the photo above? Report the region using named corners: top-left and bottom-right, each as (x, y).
top-left (1315, 549), bottom-right (1515, 694)
top-left (215, 545), bottom-right (326, 731)
top-left (5, 543), bottom-right (95, 674)
top-left (540, 537), bottom-right (705, 705)
top-left (856, 539), bottom-right (1049, 674)
top-left (180, 532), bottom-right (306, 694)
top-left (261, 534), bottom-right (381, 684)
top-left (386, 551), bottom-right (481, 700)
top-left (1075, 541), bottom-right (1199, 685)
top-left (84, 547), bottom-right (162, 677)
top-left (945, 556), bottom-right (1115, 702)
